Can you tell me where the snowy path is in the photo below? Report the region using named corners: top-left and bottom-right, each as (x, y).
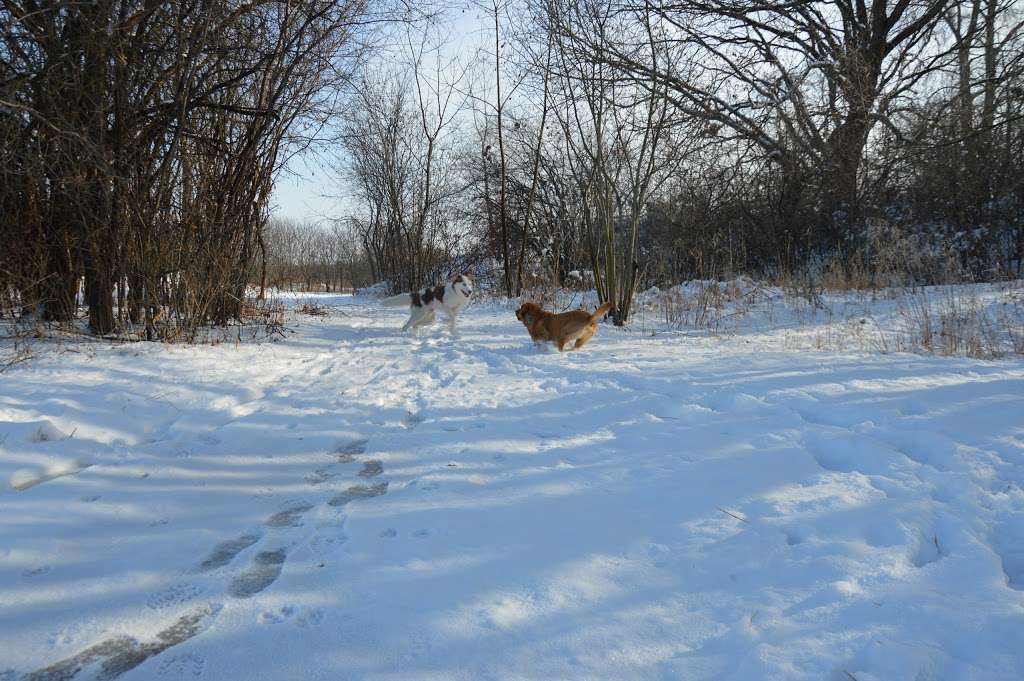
top-left (2, 296), bottom-right (1023, 680)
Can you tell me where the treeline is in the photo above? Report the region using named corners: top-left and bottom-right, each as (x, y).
top-left (261, 218), bottom-right (373, 293)
top-left (1, 1), bottom-right (371, 337)
top-left (4, 1), bottom-right (1023, 336)
top-left (332, 0), bottom-right (1024, 324)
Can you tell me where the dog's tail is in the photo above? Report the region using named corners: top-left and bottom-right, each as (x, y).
top-left (589, 301), bottom-right (615, 323)
top-left (381, 293), bottom-right (412, 307)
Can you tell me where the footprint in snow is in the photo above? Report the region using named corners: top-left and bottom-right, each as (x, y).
top-left (24, 605), bottom-right (218, 681)
top-left (335, 438), bottom-right (368, 462)
top-left (228, 549), bottom-right (287, 598)
top-left (327, 482), bottom-right (388, 507)
top-left (306, 468), bottom-right (336, 485)
top-left (358, 460), bottom-right (383, 478)
top-left (197, 533), bottom-right (261, 572)
top-left (265, 502), bottom-right (314, 528)
top-left (146, 582), bottom-right (204, 611)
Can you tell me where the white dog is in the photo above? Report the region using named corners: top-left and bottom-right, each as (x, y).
top-left (381, 275), bottom-right (473, 334)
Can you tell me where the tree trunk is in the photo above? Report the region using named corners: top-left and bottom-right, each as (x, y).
top-left (822, 108), bottom-right (874, 243)
top-left (84, 254), bottom-right (115, 335)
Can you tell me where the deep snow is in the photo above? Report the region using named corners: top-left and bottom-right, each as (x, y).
top-left (1, 292), bottom-right (1023, 681)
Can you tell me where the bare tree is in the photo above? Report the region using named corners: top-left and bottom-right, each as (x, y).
top-left (560, 0), bottom-right (958, 243)
top-left (335, 36), bottom-right (466, 293)
top-left (1, 0), bottom-right (375, 338)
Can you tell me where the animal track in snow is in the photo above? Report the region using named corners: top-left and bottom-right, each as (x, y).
top-left (228, 549), bottom-right (286, 598)
top-left (327, 482), bottom-right (388, 507)
top-left (258, 605), bottom-right (295, 624)
top-left (310, 533), bottom-right (347, 560)
top-left (358, 460), bottom-right (383, 478)
top-left (295, 608), bottom-right (324, 628)
top-left (265, 502), bottom-right (314, 528)
top-left (197, 533), bottom-right (260, 572)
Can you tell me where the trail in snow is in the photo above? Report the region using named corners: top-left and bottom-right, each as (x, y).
top-left (1, 292), bottom-right (1022, 681)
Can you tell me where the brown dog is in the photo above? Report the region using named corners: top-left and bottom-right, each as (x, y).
top-left (515, 301), bottom-right (615, 351)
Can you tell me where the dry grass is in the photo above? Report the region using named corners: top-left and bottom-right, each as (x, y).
top-left (641, 278), bottom-right (771, 333)
top-left (892, 283), bottom-right (1023, 358)
top-left (777, 221), bottom-right (1024, 359)
top-left (126, 296), bottom-right (288, 344)
top-left (297, 301), bottom-right (331, 317)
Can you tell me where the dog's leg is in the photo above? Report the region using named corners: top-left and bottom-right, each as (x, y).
top-left (420, 309), bottom-right (437, 329)
top-left (402, 307), bottom-right (427, 332)
top-left (574, 326), bottom-right (596, 349)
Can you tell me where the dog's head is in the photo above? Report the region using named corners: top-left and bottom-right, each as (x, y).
top-left (515, 302), bottom-right (543, 326)
top-left (453, 274), bottom-right (473, 299)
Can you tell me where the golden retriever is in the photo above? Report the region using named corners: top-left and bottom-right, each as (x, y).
top-left (515, 301), bottom-right (614, 351)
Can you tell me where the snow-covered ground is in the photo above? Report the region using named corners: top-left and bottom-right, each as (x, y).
top-left (2, 292), bottom-right (1023, 681)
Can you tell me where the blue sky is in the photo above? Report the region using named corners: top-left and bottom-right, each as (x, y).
top-left (270, 152), bottom-right (337, 225)
top-left (269, 4), bottom-right (489, 225)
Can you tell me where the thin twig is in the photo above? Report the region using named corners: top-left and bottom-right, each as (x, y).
top-left (0, 353), bottom-right (35, 373)
top-left (717, 506), bottom-right (749, 523)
